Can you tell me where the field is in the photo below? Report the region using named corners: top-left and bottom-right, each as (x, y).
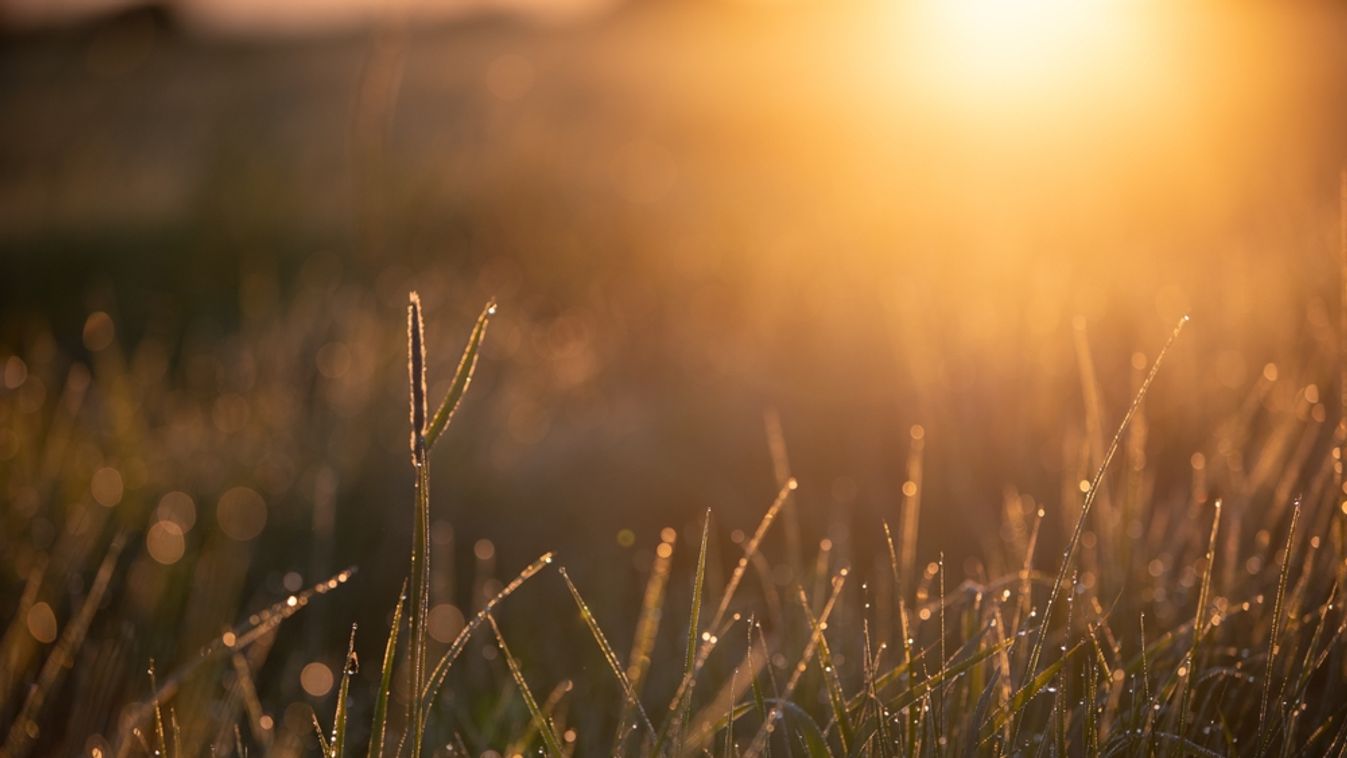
top-left (5, 1), bottom-right (1347, 756)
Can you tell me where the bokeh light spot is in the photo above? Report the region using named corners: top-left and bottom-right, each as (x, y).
top-left (82, 312), bottom-right (115, 351)
top-left (91, 467), bottom-right (124, 507)
top-left (146, 521), bottom-right (186, 565)
top-left (474, 538), bottom-right (495, 562)
top-left (217, 486), bottom-right (267, 541)
top-left (27, 601), bottom-right (58, 643)
top-left (300, 662), bottom-right (333, 697)
top-left (156, 491), bottom-right (197, 531)
top-left (428, 603), bottom-right (465, 643)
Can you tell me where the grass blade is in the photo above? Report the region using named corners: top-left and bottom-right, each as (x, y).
top-left (744, 568), bottom-right (849, 758)
top-left (687, 509), bottom-right (712, 678)
top-left (653, 509), bottom-right (712, 754)
top-left (149, 660), bottom-right (167, 758)
top-left (421, 552), bottom-right (555, 708)
top-left (506, 680), bottom-right (573, 757)
top-left (708, 479), bottom-right (797, 634)
top-left (407, 442), bottom-right (431, 755)
top-left (557, 566), bottom-right (657, 742)
top-left (899, 424), bottom-right (925, 597)
top-left (312, 709), bottom-right (332, 757)
top-left (424, 299), bottom-right (496, 450)
top-left (368, 583), bottom-right (406, 758)
top-left (983, 640), bottom-right (1083, 745)
top-left (1024, 316), bottom-right (1188, 684)
top-left (795, 585), bottom-right (852, 753)
top-left (488, 613), bottom-right (565, 757)
top-left (615, 528), bottom-right (676, 749)
top-left (406, 292), bottom-right (431, 758)
top-left (330, 624), bottom-right (359, 757)
top-left (1258, 499), bottom-right (1301, 751)
top-left (1178, 499), bottom-right (1222, 739)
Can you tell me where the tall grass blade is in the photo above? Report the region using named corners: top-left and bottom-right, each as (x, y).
top-left (421, 552), bottom-right (554, 707)
top-left (557, 566), bottom-right (656, 741)
top-left (687, 509), bottom-right (712, 678)
top-left (653, 509), bottom-right (713, 755)
top-left (408, 291), bottom-right (429, 461)
top-left (1258, 499), bottom-right (1300, 751)
top-left (330, 624), bottom-right (359, 757)
top-left (488, 614), bottom-right (565, 757)
top-left (424, 299), bottom-right (496, 449)
top-left (506, 680), bottom-right (573, 758)
top-left (1025, 316), bottom-right (1188, 684)
top-left (686, 635), bottom-right (767, 754)
top-left (984, 640), bottom-right (1083, 745)
top-left (616, 528), bottom-right (676, 749)
top-left (149, 660), bottom-right (167, 758)
top-left (795, 585), bottom-right (851, 753)
top-left (723, 664), bottom-right (736, 758)
top-left (1178, 499), bottom-right (1222, 739)
top-left (407, 459), bottom-right (430, 756)
top-left (744, 569), bottom-right (848, 758)
top-left (661, 479), bottom-right (798, 749)
top-left (312, 710), bottom-right (332, 757)
top-left (406, 292), bottom-right (431, 758)
top-left (230, 651), bottom-right (273, 752)
top-left (899, 425), bottom-right (925, 597)
top-left (368, 583), bottom-right (406, 758)
top-left (709, 479), bottom-right (797, 634)
top-left (764, 408), bottom-right (803, 586)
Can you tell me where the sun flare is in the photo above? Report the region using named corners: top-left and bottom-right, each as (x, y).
top-left (906, 0), bottom-right (1136, 100)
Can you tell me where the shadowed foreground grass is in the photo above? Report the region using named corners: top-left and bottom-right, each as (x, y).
top-left (3, 290), bottom-right (1347, 758)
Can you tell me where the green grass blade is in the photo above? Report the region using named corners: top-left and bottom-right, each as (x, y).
top-left (506, 680), bottom-right (573, 757)
top-left (984, 640), bottom-right (1083, 745)
top-left (1258, 499), bottom-right (1301, 752)
top-left (1178, 499), bottom-right (1222, 741)
top-left (312, 709), bottom-right (332, 758)
top-left (744, 569), bottom-right (849, 758)
top-left (1024, 316), bottom-right (1187, 686)
top-left (421, 552), bottom-right (555, 707)
top-left (424, 299), bottom-right (496, 450)
top-left (615, 529), bottom-right (676, 750)
top-left (407, 452), bottom-right (431, 756)
top-left (149, 660), bottom-right (167, 758)
top-left (331, 624), bottom-right (358, 757)
top-left (488, 613), bottom-right (565, 757)
top-left (708, 479), bottom-right (797, 634)
top-left (406, 292), bottom-right (431, 758)
top-left (687, 509), bottom-right (712, 678)
top-left (795, 585), bottom-right (852, 753)
top-left (654, 509), bottom-right (712, 755)
top-left (845, 628), bottom-right (1013, 729)
top-left (368, 585), bottom-right (406, 758)
top-left (558, 566), bottom-right (657, 741)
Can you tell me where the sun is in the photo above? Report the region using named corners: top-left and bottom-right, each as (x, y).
top-left (904, 0), bottom-right (1136, 102)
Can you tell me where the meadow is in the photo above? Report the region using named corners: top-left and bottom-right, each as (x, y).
top-left (4, 270), bottom-right (1347, 756)
top-left (5, 2), bottom-right (1347, 756)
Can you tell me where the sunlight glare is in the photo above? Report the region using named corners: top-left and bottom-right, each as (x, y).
top-left (908, 0), bottom-right (1133, 101)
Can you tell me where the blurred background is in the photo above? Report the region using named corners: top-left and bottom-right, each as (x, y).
top-left (2, 0), bottom-right (1347, 752)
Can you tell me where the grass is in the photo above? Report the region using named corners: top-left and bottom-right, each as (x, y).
top-left (4, 284), bottom-right (1347, 758)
